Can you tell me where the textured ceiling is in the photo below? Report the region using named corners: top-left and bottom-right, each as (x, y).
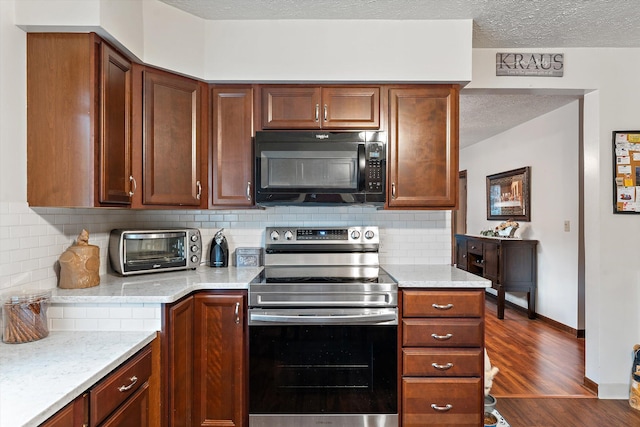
top-left (158, 0), bottom-right (636, 146)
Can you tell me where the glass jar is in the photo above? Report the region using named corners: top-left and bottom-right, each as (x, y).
top-left (2, 290), bottom-right (51, 344)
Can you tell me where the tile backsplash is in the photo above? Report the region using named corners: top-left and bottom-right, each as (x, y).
top-left (0, 201), bottom-right (452, 294)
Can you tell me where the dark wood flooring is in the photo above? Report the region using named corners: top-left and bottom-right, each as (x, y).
top-left (485, 297), bottom-right (640, 426)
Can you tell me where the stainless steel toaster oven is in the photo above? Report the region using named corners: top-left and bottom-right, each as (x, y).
top-left (109, 229), bottom-right (202, 275)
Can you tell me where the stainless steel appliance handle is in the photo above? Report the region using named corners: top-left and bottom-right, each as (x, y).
top-left (250, 312), bottom-right (397, 324)
top-left (358, 143), bottom-right (366, 191)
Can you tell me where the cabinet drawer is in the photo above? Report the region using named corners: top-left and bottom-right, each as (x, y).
top-left (466, 240), bottom-right (483, 255)
top-left (402, 318), bottom-right (483, 347)
top-left (402, 290), bottom-right (484, 317)
top-left (100, 382), bottom-right (149, 427)
top-left (403, 348), bottom-right (482, 377)
top-left (90, 346), bottom-right (152, 426)
top-left (402, 377), bottom-right (482, 427)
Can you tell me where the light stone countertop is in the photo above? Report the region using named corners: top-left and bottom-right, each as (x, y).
top-left (51, 266), bottom-right (264, 304)
top-left (382, 264), bottom-right (491, 288)
top-left (0, 330), bottom-right (157, 427)
top-left (50, 264), bottom-right (489, 304)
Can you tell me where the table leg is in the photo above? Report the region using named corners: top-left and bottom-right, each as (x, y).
top-left (497, 285), bottom-right (505, 319)
top-left (527, 288), bottom-right (536, 319)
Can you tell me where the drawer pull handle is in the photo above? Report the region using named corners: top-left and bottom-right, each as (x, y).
top-left (432, 303), bottom-right (454, 310)
top-left (235, 302), bottom-right (240, 324)
top-left (118, 376), bottom-right (138, 392)
top-left (431, 403), bottom-right (453, 412)
top-left (432, 362), bottom-right (454, 370)
top-left (431, 333), bottom-right (453, 341)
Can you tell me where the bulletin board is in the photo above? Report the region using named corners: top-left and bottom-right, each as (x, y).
top-left (613, 131), bottom-right (640, 213)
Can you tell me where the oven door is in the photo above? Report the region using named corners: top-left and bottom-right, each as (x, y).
top-left (248, 308), bottom-right (398, 427)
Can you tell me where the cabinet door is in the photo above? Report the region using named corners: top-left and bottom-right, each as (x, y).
top-left (261, 86), bottom-right (321, 129)
top-left (455, 236), bottom-right (468, 271)
top-left (99, 42), bottom-right (132, 205)
top-left (193, 293), bottom-right (246, 427)
top-left (388, 86), bottom-right (459, 209)
top-left (27, 33), bottom-right (98, 207)
top-left (321, 87), bottom-right (380, 129)
top-left (40, 393), bottom-right (88, 427)
top-left (142, 69), bottom-right (204, 206)
top-left (211, 86), bottom-right (254, 207)
top-left (164, 296), bottom-right (194, 427)
top-left (483, 241), bottom-right (499, 282)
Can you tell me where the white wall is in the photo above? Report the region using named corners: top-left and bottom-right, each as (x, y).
top-left (470, 48), bottom-right (640, 398)
top-left (460, 102), bottom-right (580, 329)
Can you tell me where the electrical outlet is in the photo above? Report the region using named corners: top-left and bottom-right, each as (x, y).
top-left (564, 220), bottom-right (570, 232)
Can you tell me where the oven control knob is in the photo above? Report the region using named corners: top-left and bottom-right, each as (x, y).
top-left (350, 230), bottom-right (361, 239)
top-left (270, 230), bottom-right (280, 241)
top-left (364, 230), bottom-right (375, 239)
top-left (191, 245), bottom-right (199, 252)
top-left (191, 255), bottom-right (198, 263)
top-left (284, 230), bottom-right (294, 240)
top-left (190, 234), bottom-right (199, 242)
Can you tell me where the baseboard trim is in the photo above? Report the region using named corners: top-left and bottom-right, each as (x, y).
top-left (485, 292), bottom-right (584, 338)
top-left (584, 376), bottom-right (599, 395)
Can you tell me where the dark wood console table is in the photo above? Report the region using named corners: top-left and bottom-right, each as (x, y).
top-left (454, 234), bottom-right (538, 319)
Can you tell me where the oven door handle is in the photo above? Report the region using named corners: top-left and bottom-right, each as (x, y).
top-left (250, 312), bottom-right (397, 324)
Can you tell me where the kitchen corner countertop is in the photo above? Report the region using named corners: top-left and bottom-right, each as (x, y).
top-left (50, 266), bottom-right (263, 304)
top-left (383, 264), bottom-right (491, 288)
top-left (0, 330), bottom-right (157, 427)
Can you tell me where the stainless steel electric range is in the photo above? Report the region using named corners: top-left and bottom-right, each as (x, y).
top-left (248, 226), bottom-right (398, 427)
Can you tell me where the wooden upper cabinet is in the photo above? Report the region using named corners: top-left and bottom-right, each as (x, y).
top-left (387, 85), bottom-right (459, 209)
top-left (261, 86), bottom-right (379, 130)
top-left (27, 33), bottom-right (132, 207)
top-left (100, 43), bottom-right (132, 205)
top-left (211, 86), bottom-right (254, 207)
top-left (136, 68), bottom-right (207, 207)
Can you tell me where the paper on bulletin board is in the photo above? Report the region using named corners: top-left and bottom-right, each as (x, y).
top-left (613, 131), bottom-right (640, 213)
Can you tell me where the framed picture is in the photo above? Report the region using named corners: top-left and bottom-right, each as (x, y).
top-left (486, 167), bottom-right (531, 221)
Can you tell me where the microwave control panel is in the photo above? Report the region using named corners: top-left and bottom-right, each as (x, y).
top-left (366, 142), bottom-right (385, 193)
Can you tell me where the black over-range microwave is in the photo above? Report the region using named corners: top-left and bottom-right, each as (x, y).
top-left (254, 131), bottom-right (386, 206)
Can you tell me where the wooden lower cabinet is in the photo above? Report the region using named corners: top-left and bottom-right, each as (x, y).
top-left (39, 340), bottom-right (156, 427)
top-left (400, 289), bottom-right (484, 427)
top-left (402, 378), bottom-right (482, 427)
top-left (164, 291), bottom-right (247, 427)
top-left (39, 394), bottom-right (88, 427)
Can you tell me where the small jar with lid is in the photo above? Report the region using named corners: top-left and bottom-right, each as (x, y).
top-left (2, 290), bottom-right (51, 344)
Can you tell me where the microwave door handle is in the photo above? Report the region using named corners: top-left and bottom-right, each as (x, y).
top-left (358, 144), bottom-right (366, 191)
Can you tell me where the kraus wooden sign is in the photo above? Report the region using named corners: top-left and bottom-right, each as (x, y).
top-left (496, 53), bottom-right (564, 77)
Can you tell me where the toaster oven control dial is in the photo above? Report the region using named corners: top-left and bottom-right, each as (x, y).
top-left (191, 255), bottom-right (199, 263)
top-left (365, 230), bottom-right (375, 239)
top-left (270, 230), bottom-right (280, 241)
top-left (284, 230), bottom-right (294, 240)
top-left (190, 234), bottom-right (199, 242)
top-left (191, 245), bottom-right (199, 252)
top-left (350, 230), bottom-right (361, 240)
